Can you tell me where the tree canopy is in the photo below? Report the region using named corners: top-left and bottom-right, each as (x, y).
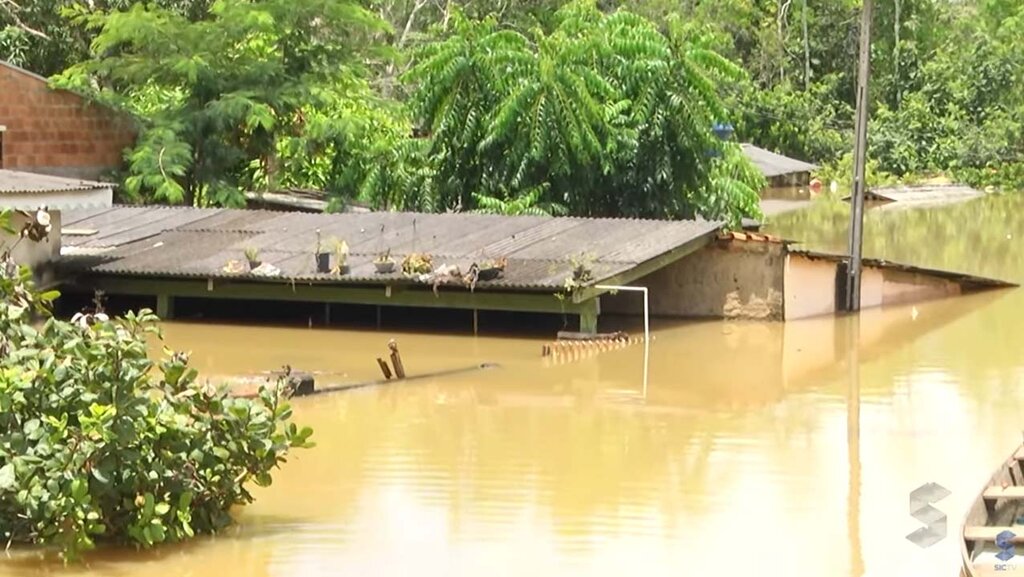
top-left (4, 0), bottom-right (1023, 220)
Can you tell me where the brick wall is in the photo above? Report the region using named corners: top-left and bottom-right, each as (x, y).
top-left (0, 62), bottom-right (136, 180)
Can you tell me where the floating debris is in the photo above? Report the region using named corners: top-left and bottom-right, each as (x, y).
top-left (251, 262), bottom-right (281, 277)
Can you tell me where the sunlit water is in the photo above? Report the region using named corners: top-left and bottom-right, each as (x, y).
top-left (6, 193), bottom-right (1024, 577)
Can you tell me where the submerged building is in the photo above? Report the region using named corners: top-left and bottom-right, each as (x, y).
top-left (55, 206), bottom-right (1013, 334)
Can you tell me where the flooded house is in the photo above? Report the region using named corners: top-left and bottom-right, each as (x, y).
top-left (55, 205), bottom-right (1013, 334)
top-left (741, 143), bottom-right (819, 187)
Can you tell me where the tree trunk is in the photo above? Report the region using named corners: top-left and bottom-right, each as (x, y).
top-left (894, 0), bottom-right (902, 109)
top-left (802, 0), bottom-right (811, 91)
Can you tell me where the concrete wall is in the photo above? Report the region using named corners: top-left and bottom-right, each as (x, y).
top-left (875, 267), bottom-right (961, 305)
top-left (0, 63), bottom-right (135, 179)
top-left (783, 255), bottom-right (836, 320)
top-left (602, 241), bottom-right (785, 320)
top-left (783, 254), bottom-right (964, 320)
top-left (2, 209), bottom-right (61, 286)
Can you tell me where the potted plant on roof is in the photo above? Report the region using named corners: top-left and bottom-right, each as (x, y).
top-left (401, 252), bottom-right (433, 276)
top-left (477, 256), bottom-right (507, 281)
top-left (329, 238), bottom-right (349, 275)
top-left (244, 246), bottom-right (261, 270)
top-left (314, 229), bottom-right (330, 273)
top-left (374, 247), bottom-right (396, 274)
top-left (401, 217), bottom-right (433, 276)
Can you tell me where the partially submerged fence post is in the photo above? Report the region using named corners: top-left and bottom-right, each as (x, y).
top-left (377, 358), bottom-right (393, 380)
top-left (388, 339), bottom-right (406, 379)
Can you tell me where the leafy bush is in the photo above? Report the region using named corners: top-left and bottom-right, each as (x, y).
top-left (0, 249), bottom-right (312, 561)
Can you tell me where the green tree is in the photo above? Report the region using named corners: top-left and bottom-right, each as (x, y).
top-left (0, 211), bottom-right (313, 561)
top-left (54, 0), bottom-right (389, 206)
top-left (0, 0), bottom-right (214, 76)
top-left (403, 1), bottom-right (763, 226)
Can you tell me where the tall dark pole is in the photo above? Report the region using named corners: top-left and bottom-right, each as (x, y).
top-left (846, 0), bottom-right (874, 312)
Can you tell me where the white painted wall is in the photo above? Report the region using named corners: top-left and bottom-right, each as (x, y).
top-left (783, 255), bottom-right (836, 320)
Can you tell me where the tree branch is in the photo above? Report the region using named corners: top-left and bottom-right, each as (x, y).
top-left (0, 0), bottom-right (50, 40)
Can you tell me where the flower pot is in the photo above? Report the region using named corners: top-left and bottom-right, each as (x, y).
top-left (478, 267), bottom-right (503, 281)
top-left (247, 259), bottom-right (262, 270)
top-left (374, 260), bottom-right (396, 274)
top-left (315, 252), bottom-right (331, 273)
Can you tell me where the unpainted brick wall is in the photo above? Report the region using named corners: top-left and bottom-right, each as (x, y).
top-left (0, 62), bottom-right (135, 180)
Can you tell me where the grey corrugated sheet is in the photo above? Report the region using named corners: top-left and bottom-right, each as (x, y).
top-left (61, 206), bottom-right (723, 291)
top-left (0, 169), bottom-right (112, 194)
top-left (843, 184), bottom-right (985, 205)
top-left (63, 206), bottom-right (225, 249)
top-left (741, 144), bottom-right (819, 178)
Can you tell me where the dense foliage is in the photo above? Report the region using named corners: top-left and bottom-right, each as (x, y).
top-left (0, 216), bottom-right (312, 560)
top-left (53, 0), bottom-right (388, 206)
top-left (395, 5), bottom-right (762, 222)
top-left (4, 0), bottom-right (1024, 215)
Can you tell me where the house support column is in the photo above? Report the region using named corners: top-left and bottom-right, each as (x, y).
top-left (156, 294), bottom-right (175, 320)
top-left (578, 298), bottom-right (600, 335)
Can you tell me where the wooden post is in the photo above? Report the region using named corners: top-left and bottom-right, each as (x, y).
top-left (472, 309), bottom-right (479, 336)
top-left (377, 358), bottom-right (393, 380)
top-left (324, 303), bottom-right (332, 325)
top-left (376, 305), bottom-right (382, 329)
top-left (388, 339), bottom-right (406, 379)
top-left (156, 294), bottom-right (174, 319)
top-left (846, 0), bottom-right (874, 312)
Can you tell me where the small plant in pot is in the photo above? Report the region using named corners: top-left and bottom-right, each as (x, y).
top-left (244, 247), bottom-right (261, 270)
top-left (329, 238), bottom-right (349, 275)
top-left (477, 256), bottom-right (507, 281)
top-left (402, 252), bottom-right (433, 276)
top-left (374, 248), bottom-right (396, 274)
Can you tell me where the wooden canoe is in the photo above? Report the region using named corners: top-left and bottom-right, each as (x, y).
top-left (961, 441), bottom-right (1024, 576)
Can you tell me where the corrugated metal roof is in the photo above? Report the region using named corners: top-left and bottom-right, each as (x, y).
top-left (843, 183), bottom-right (985, 206)
top-left (790, 249), bottom-right (1017, 289)
top-left (0, 169), bottom-right (112, 194)
top-left (741, 144), bottom-right (819, 178)
top-left (61, 206), bottom-right (723, 291)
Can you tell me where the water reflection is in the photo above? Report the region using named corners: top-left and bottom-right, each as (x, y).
top-left (4, 194), bottom-right (1024, 577)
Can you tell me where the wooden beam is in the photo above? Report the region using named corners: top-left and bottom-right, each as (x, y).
top-left (964, 526), bottom-right (1024, 542)
top-left (983, 486), bottom-right (1024, 500)
top-left (83, 276), bottom-right (596, 315)
top-left (572, 232), bottom-right (714, 303)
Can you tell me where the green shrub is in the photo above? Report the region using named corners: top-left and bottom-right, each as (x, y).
top-left (0, 252), bottom-right (312, 561)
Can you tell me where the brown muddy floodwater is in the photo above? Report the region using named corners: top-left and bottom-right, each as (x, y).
top-left (6, 193), bottom-right (1024, 577)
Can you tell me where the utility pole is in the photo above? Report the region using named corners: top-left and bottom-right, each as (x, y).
top-left (845, 0), bottom-right (874, 312)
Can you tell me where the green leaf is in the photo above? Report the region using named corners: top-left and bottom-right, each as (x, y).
top-left (71, 479), bottom-right (88, 501)
top-left (0, 464), bottom-right (14, 491)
